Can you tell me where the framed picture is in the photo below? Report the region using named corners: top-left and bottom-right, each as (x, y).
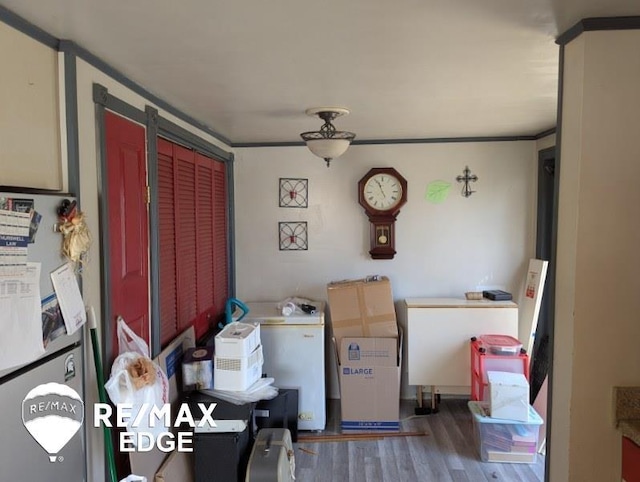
top-left (279, 178), bottom-right (308, 208)
top-left (279, 221), bottom-right (308, 251)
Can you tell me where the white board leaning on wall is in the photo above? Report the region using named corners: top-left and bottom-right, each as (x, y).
top-left (518, 259), bottom-right (549, 356)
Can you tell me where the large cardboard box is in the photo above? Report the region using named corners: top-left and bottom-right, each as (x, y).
top-left (337, 331), bottom-right (402, 431)
top-left (327, 276), bottom-right (398, 347)
top-left (130, 326), bottom-right (196, 481)
top-left (155, 449), bottom-right (194, 482)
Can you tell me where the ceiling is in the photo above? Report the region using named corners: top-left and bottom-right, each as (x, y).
top-left (1, 0), bottom-right (639, 145)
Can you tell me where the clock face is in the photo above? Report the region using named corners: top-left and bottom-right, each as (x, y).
top-left (363, 174), bottom-right (403, 211)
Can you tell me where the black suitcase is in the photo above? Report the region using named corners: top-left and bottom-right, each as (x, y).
top-left (245, 428), bottom-right (295, 482)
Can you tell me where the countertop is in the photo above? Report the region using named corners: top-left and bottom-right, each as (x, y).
top-left (403, 298), bottom-right (517, 308)
top-left (614, 387), bottom-right (640, 446)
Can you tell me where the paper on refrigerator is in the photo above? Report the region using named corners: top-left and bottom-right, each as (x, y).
top-left (50, 263), bottom-right (86, 335)
top-left (0, 262), bottom-right (45, 371)
top-left (0, 208), bottom-right (30, 276)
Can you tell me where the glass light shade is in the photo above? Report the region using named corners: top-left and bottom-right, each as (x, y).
top-left (305, 138), bottom-right (351, 160)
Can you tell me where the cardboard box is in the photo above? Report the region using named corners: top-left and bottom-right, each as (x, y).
top-left (487, 371), bottom-right (530, 422)
top-left (155, 449), bottom-right (194, 482)
top-left (154, 325), bottom-right (196, 404)
top-left (130, 326), bottom-right (197, 481)
top-left (337, 330), bottom-right (402, 431)
top-left (327, 276), bottom-right (398, 347)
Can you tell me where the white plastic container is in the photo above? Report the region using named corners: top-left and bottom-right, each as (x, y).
top-left (215, 321), bottom-right (261, 358)
top-left (478, 334), bottom-right (523, 356)
top-left (214, 344), bottom-right (263, 391)
top-left (468, 401), bottom-right (542, 464)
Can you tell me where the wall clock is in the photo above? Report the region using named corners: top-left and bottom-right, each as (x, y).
top-left (358, 167), bottom-right (407, 259)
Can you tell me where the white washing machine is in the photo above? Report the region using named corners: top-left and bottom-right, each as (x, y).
top-left (243, 301), bottom-right (326, 431)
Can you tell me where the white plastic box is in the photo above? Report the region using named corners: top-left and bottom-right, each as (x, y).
top-left (214, 344), bottom-right (263, 391)
top-left (478, 334), bottom-right (523, 356)
top-left (487, 371), bottom-right (530, 422)
top-left (468, 401), bottom-right (543, 464)
top-left (215, 321), bottom-right (261, 357)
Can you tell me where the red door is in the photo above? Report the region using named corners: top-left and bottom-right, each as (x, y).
top-left (105, 111), bottom-right (150, 358)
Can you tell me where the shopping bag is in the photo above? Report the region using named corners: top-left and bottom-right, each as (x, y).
top-left (105, 317), bottom-right (169, 447)
top-left (116, 316), bottom-right (150, 357)
top-left (119, 476), bottom-right (147, 482)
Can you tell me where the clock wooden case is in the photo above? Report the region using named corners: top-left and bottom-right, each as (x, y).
top-left (358, 167), bottom-right (408, 259)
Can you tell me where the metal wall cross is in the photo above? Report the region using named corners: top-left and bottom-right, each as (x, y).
top-left (456, 166), bottom-right (478, 197)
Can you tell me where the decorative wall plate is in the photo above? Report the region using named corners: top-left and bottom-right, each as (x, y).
top-left (279, 178), bottom-right (308, 208)
top-left (279, 221), bottom-right (308, 250)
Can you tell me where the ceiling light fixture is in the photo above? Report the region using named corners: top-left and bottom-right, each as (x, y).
top-left (300, 107), bottom-right (356, 167)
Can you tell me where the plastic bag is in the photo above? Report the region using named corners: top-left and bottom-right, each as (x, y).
top-left (120, 476), bottom-right (147, 482)
top-left (276, 297), bottom-right (314, 316)
top-left (200, 377), bottom-right (278, 405)
top-left (105, 317), bottom-right (169, 447)
top-left (105, 352), bottom-right (169, 406)
top-left (116, 316), bottom-right (150, 357)
top-left (120, 477), bottom-right (146, 482)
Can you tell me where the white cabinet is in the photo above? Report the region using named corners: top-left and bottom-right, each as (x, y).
top-left (0, 22), bottom-right (62, 190)
top-left (404, 298), bottom-right (518, 393)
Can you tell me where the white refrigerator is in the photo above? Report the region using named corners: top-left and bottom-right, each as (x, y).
top-left (243, 301), bottom-right (326, 431)
top-left (0, 191), bottom-right (85, 481)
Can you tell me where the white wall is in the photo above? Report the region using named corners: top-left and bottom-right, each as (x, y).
top-left (552, 30), bottom-right (640, 482)
top-left (235, 141), bottom-right (539, 398)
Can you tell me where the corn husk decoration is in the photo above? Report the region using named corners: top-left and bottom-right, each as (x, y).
top-left (59, 209), bottom-right (91, 266)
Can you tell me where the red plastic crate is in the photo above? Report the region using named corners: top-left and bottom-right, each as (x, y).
top-left (470, 337), bottom-right (530, 401)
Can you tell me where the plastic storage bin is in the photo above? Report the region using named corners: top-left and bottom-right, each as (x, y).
top-left (477, 334), bottom-right (522, 355)
top-left (470, 337), bottom-right (529, 401)
top-left (468, 401), bottom-right (543, 464)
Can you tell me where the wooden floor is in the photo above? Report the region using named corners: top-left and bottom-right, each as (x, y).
top-left (294, 398), bottom-right (545, 482)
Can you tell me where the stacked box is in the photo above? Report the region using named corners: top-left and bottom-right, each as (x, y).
top-left (214, 345), bottom-right (263, 391)
top-left (327, 276), bottom-right (398, 347)
top-left (327, 276), bottom-right (401, 431)
top-left (468, 401), bottom-right (543, 464)
top-left (487, 371), bottom-right (529, 422)
top-left (215, 321), bottom-right (261, 357)
top-left (214, 322), bottom-right (263, 391)
top-left (337, 333), bottom-right (402, 431)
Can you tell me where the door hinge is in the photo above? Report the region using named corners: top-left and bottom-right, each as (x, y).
top-left (145, 185), bottom-right (151, 205)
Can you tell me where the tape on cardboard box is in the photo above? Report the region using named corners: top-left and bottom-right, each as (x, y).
top-left (327, 276), bottom-right (398, 346)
